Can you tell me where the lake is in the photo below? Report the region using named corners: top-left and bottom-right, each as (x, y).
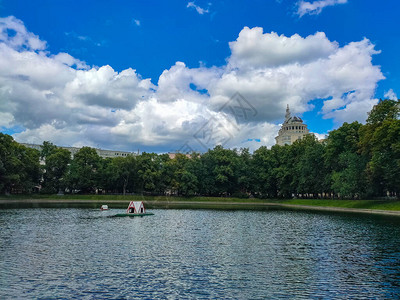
top-left (1, 208), bottom-right (400, 299)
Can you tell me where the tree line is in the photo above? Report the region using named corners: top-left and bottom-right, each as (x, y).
top-left (1, 99), bottom-right (399, 199)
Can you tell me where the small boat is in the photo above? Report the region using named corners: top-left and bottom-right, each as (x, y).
top-left (100, 205), bottom-right (109, 210)
top-left (114, 201), bottom-right (154, 217)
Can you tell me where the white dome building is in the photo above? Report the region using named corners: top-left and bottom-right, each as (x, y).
top-left (275, 105), bottom-right (311, 146)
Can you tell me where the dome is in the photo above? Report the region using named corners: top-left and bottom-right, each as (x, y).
top-left (276, 104), bottom-right (310, 146)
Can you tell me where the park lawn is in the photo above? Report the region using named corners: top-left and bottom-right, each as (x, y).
top-left (1, 195), bottom-right (400, 211)
top-left (273, 199), bottom-right (400, 211)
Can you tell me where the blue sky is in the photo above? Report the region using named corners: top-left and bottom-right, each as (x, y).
top-left (0, 0), bottom-right (399, 152)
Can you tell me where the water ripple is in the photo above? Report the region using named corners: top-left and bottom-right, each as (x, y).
top-left (1, 208), bottom-right (400, 299)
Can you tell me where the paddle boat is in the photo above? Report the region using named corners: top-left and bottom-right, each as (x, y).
top-left (114, 201), bottom-right (154, 217)
top-left (100, 205), bottom-right (109, 210)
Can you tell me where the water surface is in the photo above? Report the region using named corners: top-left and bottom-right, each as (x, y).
top-left (1, 208), bottom-right (400, 299)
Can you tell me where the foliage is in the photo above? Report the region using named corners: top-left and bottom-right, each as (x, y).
top-left (66, 147), bottom-right (101, 193)
top-left (41, 143), bottom-right (71, 194)
top-left (366, 99), bottom-right (399, 125)
top-left (1, 99), bottom-right (399, 199)
top-left (0, 133), bottom-right (40, 194)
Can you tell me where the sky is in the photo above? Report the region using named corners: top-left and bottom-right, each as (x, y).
top-left (0, 0), bottom-right (399, 153)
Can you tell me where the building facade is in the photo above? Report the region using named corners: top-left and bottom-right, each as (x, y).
top-left (20, 143), bottom-right (137, 159)
top-left (275, 105), bottom-right (310, 146)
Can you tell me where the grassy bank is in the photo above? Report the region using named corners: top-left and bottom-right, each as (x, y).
top-left (1, 194), bottom-right (400, 212)
top-left (273, 199), bottom-right (400, 211)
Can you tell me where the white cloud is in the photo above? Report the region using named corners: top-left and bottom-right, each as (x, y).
top-left (384, 89), bottom-right (397, 100)
top-left (65, 66), bottom-right (154, 110)
top-left (213, 28), bottom-right (383, 125)
top-left (1, 17), bottom-right (385, 152)
top-left (0, 112), bottom-right (14, 128)
top-left (229, 28), bottom-right (337, 69)
top-left (0, 16), bottom-right (46, 51)
top-left (297, 0), bottom-right (348, 17)
top-left (313, 132), bottom-right (328, 140)
top-left (187, 2), bottom-right (209, 15)
top-left (156, 61), bottom-right (220, 103)
top-left (53, 52), bottom-right (88, 69)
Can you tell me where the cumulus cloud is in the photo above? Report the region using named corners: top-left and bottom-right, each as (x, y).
top-left (1, 16), bottom-right (384, 152)
top-left (0, 112), bottom-right (14, 128)
top-left (229, 29), bottom-right (337, 69)
top-left (156, 61), bottom-right (220, 103)
top-left (65, 66), bottom-right (154, 110)
top-left (187, 2), bottom-right (209, 15)
top-left (0, 16), bottom-right (46, 51)
top-left (384, 89), bottom-right (397, 100)
top-left (297, 0), bottom-right (348, 17)
top-left (53, 52), bottom-right (88, 69)
top-left (213, 28), bottom-right (383, 125)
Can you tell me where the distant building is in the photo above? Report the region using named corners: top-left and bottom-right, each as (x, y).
top-left (275, 105), bottom-right (311, 146)
top-left (20, 143), bottom-right (137, 159)
top-left (168, 153), bottom-right (192, 159)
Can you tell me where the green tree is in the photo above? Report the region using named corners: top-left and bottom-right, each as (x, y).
top-left (236, 148), bottom-right (253, 197)
top-left (324, 122), bottom-right (365, 197)
top-left (366, 99), bottom-right (399, 125)
top-left (202, 146), bottom-right (239, 196)
top-left (197, 151), bottom-right (217, 196)
top-left (98, 158), bottom-right (115, 192)
top-left (0, 134), bottom-right (40, 194)
top-left (272, 144), bottom-right (296, 198)
top-left (331, 151), bottom-right (369, 199)
top-left (252, 146), bottom-right (278, 198)
top-left (165, 154), bottom-right (199, 196)
top-left (112, 155), bottom-right (137, 195)
top-left (42, 148), bottom-right (71, 194)
top-left (359, 99), bottom-right (400, 197)
top-left (325, 122), bottom-right (362, 171)
top-left (367, 119), bottom-right (400, 197)
top-left (0, 133), bottom-right (20, 193)
top-left (40, 141), bottom-right (57, 161)
top-left (293, 135), bottom-right (327, 197)
top-left (136, 152), bottom-right (164, 193)
top-left (67, 147), bottom-right (102, 193)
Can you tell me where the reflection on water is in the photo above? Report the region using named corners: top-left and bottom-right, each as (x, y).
top-left (1, 208), bottom-right (400, 299)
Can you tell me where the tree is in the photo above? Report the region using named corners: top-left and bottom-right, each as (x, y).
top-left (0, 133), bottom-right (20, 194)
top-left (367, 119), bottom-right (400, 197)
top-left (42, 148), bottom-right (71, 193)
top-left (197, 151), bottom-right (217, 196)
top-left (360, 99), bottom-right (400, 197)
top-left (325, 122), bottom-right (363, 171)
top-left (40, 141), bottom-right (57, 161)
top-left (271, 144), bottom-right (296, 198)
top-left (136, 152), bottom-right (164, 194)
top-left (67, 147), bottom-right (101, 193)
top-left (16, 144), bottom-right (41, 193)
top-left (331, 152), bottom-right (369, 199)
top-left (236, 148), bottom-right (254, 196)
top-left (106, 155), bottom-right (137, 195)
top-left (202, 146), bottom-right (239, 196)
top-left (366, 99), bottom-right (399, 125)
top-left (164, 154), bottom-right (199, 196)
top-left (252, 146), bottom-right (278, 198)
top-left (324, 122), bottom-right (365, 197)
top-left (0, 133), bottom-right (40, 194)
top-left (293, 135), bottom-right (327, 197)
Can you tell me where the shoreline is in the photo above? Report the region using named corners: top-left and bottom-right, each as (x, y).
top-left (1, 198), bottom-right (400, 217)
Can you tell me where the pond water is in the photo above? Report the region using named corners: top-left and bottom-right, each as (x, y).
top-left (1, 208), bottom-right (400, 299)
